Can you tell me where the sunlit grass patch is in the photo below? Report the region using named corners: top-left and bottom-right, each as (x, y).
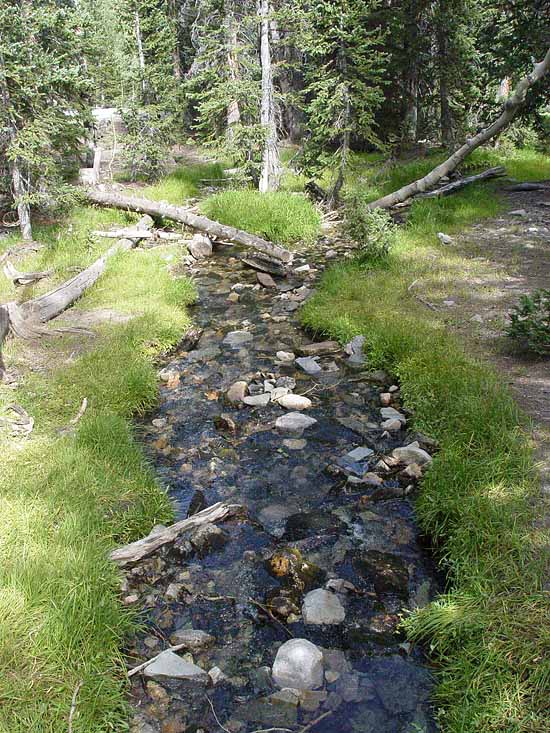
top-left (200, 189), bottom-right (322, 247)
top-left (143, 163), bottom-right (225, 203)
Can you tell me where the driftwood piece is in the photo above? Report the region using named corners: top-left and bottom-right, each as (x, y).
top-left (368, 48), bottom-right (550, 210)
top-left (84, 189), bottom-right (293, 264)
top-left (110, 501), bottom-right (243, 567)
top-left (504, 182), bottom-right (550, 192)
top-left (3, 261), bottom-right (53, 286)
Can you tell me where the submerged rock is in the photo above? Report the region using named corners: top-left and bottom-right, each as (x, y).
top-left (272, 638), bottom-right (324, 690)
top-left (170, 628), bottom-right (215, 651)
top-left (190, 523), bottom-right (229, 557)
top-left (243, 393), bottom-right (271, 407)
top-left (295, 356), bottom-right (322, 375)
top-left (275, 412), bottom-right (317, 435)
top-left (380, 407), bottom-right (407, 424)
top-left (276, 394), bottom-right (312, 411)
top-left (223, 330), bottom-right (253, 347)
top-left (226, 380), bottom-right (248, 403)
top-left (302, 588), bottom-right (346, 625)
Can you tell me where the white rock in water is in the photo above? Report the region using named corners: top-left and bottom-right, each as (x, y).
top-left (243, 393), bottom-right (271, 407)
top-left (392, 441), bottom-right (432, 466)
top-left (276, 351), bottom-right (296, 363)
top-left (381, 418), bottom-right (402, 432)
top-left (277, 394), bottom-right (312, 411)
top-left (188, 233), bottom-right (213, 259)
top-left (226, 380), bottom-right (248, 403)
top-left (143, 650), bottom-right (208, 681)
top-left (509, 209), bottom-right (527, 217)
top-left (302, 589), bottom-right (346, 625)
top-left (380, 407), bottom-right (406, 424)
top-left (272, 638), bottom-right (324, 690)
top-left (170, 628), bottom-right (215, 651)
top-left (270, 386), bottom-right (291, 401)
top-left (223, 330), bottom-right (253, 347)
top-left (275, 412), bottom-right (317, 435)
top-left (295, 356), bottom-right (322, 375)
top-left (437, 232), bottom-right (453, 245)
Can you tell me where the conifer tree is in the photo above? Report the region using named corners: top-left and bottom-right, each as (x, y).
top-left (299, 0), bottom-right (386, 206)
top-left (0, 0), bottom-right (89, 239)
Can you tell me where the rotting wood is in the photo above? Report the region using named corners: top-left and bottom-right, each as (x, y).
top-left (109, 501), bottom-right (244, 566)
top-left (84, 188), bottom-right (293, 264)
top-left (368, 48), bottom-right (550, 210)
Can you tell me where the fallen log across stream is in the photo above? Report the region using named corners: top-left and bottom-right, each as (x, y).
top-left (0, 217), bottom-right (152, 377)
top-left (84, 188), bottom-right (293, 264)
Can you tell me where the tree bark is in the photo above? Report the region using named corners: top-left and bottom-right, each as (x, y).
top-left (400, 1), bottom-right (423, 150)
top-left (259, 0), bottom-right (281, 193)
top-left (368, 48), bottom-right (550, 210)
top-left (437, 0), bottom-right (454, 147)
top-left (84, 188), bottom-right (293, 262)
top-left (134, 10), bottom-right (147, 97)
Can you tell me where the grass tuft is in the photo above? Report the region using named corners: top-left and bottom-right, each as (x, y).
top-left (200, 189), bottom-right (322, 247)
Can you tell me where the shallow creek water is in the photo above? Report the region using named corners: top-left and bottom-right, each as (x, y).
top-left (126, 240), bottom-right (440, 733)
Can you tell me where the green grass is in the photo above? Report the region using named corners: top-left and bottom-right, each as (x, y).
top-left (0, 205), bottom-right (196, 731)
top-left (143, 162), bottom-right (226, 203)
top-left (200, 189), bottom-right (322, 247)
top-left (300, 147), bottom-right (550, 732)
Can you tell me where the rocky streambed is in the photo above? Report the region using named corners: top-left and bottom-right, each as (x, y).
top-left (123, 238), bottom-right (440, 733)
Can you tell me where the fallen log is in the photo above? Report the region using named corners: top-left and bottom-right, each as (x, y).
top-left (0, 217), bottom-right (152, 376)
top-left (368, 48), bottom-right (550, 210)
top-left (393, 167), bottom-right (507, 208)
top-left (84, 188), bottom-right (293, 264)
top-left (110, 501), bottom-right (244, 567)
top-left (504, 182), bottom-right (550, 192)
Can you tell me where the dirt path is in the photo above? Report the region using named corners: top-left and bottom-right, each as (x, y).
top-left (421, 184), bottom-right (550, 563)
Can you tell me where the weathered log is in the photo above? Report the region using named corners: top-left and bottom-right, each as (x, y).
top-left (110, 501), bottom-right (244, 566)
top-left (393, 166), bottom-right (507, 208)
top-left (368, 48), bottom-right (550, 210)
top-left (504, 182), bottom-right (550, 192)
top-left (84, 188), bottom-right (293, 263)
top-left (0, 217), bottom-right (152, 376)
top-left (3, 261), bottom-right (53, 286)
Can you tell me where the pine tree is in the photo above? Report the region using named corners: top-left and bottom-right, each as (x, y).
top-left (0, 0), bottom-right (90, 239)
top-left (299, 0), bottom-right (386, 206)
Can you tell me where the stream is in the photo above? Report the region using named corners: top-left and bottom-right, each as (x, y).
top-left (125, 237), bottom-right (440, 733)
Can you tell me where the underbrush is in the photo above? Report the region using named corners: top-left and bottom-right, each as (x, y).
top-left (200, 189), bottom-right (322, 247)
top-left (300, 148), bottom-right (550, 731)
top-left (0, 206), bottom-right (195, 731)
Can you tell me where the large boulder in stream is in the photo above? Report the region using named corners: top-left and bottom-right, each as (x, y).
top-left (272, 638), bottom-right (324, 690)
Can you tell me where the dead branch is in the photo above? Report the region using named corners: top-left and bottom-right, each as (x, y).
top-left (109, 501), bottom-right (244, 566)
top-left (393, 166), bottom-right (506, 208)
top-left (3, 261), bottom-right (53, 286)
top-left (127, 642), bottom-right (189, 678)
top-left (368, 49), bottom-right (550, 210)
top-left (68, 680), bottom-right (83, 733)
top-left (84, 189), bottom-right (293, 263)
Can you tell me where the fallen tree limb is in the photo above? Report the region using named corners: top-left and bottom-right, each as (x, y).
top-left (0, 217), bottom-right (152, 376)
top-left (110, 501), bottom-right (244, 566)
top-left (368, 48), bottom-right (550, 210)
top-left (3, 261), bottom-right (53, 286)
top-left (393, 167), bottom-right (506, 208)
top-left (84, 188), bottom-right (293, 264)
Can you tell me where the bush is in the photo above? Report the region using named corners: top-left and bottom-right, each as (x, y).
top-left (344, 201), bottom-right (397, 264)
top-left (507, 289), bottom-right (550, 355)
top-left (200, 190), bottom-right (321, 247)
top-left (121, 105), bottom-right (171, 182)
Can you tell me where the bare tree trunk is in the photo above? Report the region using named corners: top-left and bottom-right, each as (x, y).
top-left (258, 0), bottom-right (281, 193)
top-left (437, 1), bottom-right (454, 147)
top-left (400, 0), bottom-right (423, 150)
top-left (169, 0), bottom-right (183, 80)
top-left (11, 163), bottom-right (32, 241)
top-left (328, 36), bottom-right (350, 208)
top-left (368, 48), bottom-right (550, 210)
top-left (270, 16), bottom-right (302, 142)
top-left (225, 7), bottom-right (241, 142)
top-left (134, 10), bottom-right (147, 96)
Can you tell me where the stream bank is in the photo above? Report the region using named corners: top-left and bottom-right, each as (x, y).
top-left (123, 238), bottom-right (440, 733)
